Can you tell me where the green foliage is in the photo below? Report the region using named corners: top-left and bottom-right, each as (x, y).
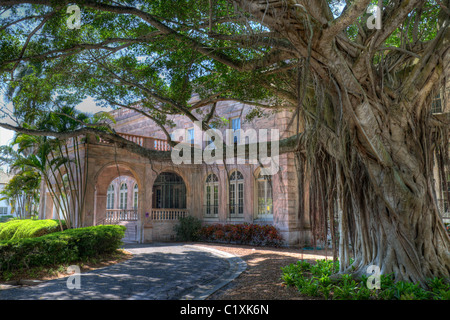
top-left (173, 216), bottom-right (202, 241)
top-left (281, 259), bottom-right (450, 300)
top-left (0, 106), bottom-right (106, 229)
top-left (0, 169), bottom-right (41, 218)
top-left (0, 225), bottom-right (125, 271)
top-left (0, 219), bottom-right (66, 241)
top-left (280, 260), bottom-right (310, 287)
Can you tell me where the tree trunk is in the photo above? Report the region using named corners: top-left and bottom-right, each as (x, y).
top-left (328, 98), bottom-right (450, 285)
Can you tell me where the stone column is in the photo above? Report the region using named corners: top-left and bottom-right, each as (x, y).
top-left (218, 167), bottom-right (228, 223)
top-left (142, 164), bottom-right (155, 243)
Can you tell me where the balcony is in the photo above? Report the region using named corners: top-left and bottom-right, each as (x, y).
top-left (99, 132), bottom-right (173, 151)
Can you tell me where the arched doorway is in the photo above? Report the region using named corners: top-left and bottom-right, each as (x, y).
top-left (105, 176), bottom-right (138, 222)
top-left (151, 171), bottom-right (187, 220)
top-left (94, 163), bottom-right (142, 242)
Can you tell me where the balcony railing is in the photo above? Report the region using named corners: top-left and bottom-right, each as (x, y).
top-left (105, 209), bottom-right (138, 224)
top-left (100, 208), bottom-right (189, 225)
top-left (99, 132), bottom-right (174, 151)
top-left (150, 209), bottom-right (188, 221)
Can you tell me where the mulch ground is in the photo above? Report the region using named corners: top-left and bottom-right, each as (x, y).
top-left (190, 242), bottom-right (333, 300)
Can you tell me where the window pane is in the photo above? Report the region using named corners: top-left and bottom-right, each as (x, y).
top-left (238, 182), bottom-right (244, 214)
top-left (206, 185), bottom-right (211, 214)
top-left (232, 118), bottom-right (241, 143)
top-left (230, 171), bottom-right (243, 181)
top-left (214, 185), bottom-right (219, 214)
top-left (257, 175), bottom-right (273, 218)
top-left (188, 128), bottom-right (195, 144)
top-left (431, 94), bottom-right (442, 114)
top-left (229, 183), bottom-right (235, 214)
top-left (232, 118), bottom-right (241, 130)
top-left (134, 190), bottom-right (138, 209)
top-left (153, 172), bottom-right (186, 209)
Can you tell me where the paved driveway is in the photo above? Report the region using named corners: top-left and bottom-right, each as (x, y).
top-left (0, 243), bottom-right (246, 300)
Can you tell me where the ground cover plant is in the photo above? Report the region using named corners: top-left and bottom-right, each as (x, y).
top-left (281, 259), bottom-right (450, 300)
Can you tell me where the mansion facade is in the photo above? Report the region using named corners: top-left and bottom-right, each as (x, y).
top-left (37, 92), bottom-right (449, 246)
top-left (38, 96), bottom-right (309, 245)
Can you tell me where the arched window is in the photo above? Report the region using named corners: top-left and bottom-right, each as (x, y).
top-left (107, 185), bottom-right (115, 209)
top-left (229, 171), bottom-right (244, 217)
top-left (119, 183), bottom-right (128, 209)
top-left (205, 174), bottom-right (219, 217)
top-left (152, 172), bottom-right (186, 209)
top-left (256, 172), bottom-right (273, 219)
top-left (133, 184), bottom-right (139, 209)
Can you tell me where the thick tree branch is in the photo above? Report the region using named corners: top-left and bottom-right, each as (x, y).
top-left (323, 0), bottom-right (372, 42)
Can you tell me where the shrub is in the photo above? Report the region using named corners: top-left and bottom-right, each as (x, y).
top-left (0, 225), bottom-right (125, 271)
top-left (197, 223), bottom-right (284, 247)
top-left (0, 219), bottom-right (66, 241)
top-left (174, 216), bottom-right (202, 241)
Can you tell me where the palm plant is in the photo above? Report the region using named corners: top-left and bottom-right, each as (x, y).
top-left (2, 106), bottom-right (111, 229)
top-left (0, 169), bottom-right (41, 219)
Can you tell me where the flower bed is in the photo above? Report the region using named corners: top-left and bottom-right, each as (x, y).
top-left (197, 223), bottom-right (284, 247)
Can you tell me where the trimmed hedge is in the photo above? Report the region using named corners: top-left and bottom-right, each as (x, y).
top-left (197, 223), bottom-right (284, 247)
top-left (0, 225), bottom-right (125, 271)
top-left (0, 219), bottom-right (66, 241)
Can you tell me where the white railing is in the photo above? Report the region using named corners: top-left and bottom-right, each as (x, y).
top-left (98, 132), bottom-right (175, 151)
top-left (119, 133), bottom-right (145, 147)
top-left (151, 209), bottom-right (188, 221)
top-left (150, 138), bottom-right (172, 151)
top-left (105, 209), bottom-right (138, 224)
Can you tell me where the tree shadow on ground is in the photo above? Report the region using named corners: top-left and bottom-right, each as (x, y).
top-left (0, 245), bottom-right (229, 300)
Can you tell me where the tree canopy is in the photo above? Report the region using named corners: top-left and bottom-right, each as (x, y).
top-left (1, 1), bottom-right (446, 141)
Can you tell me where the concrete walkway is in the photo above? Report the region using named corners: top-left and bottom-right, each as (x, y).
top-left (0, 243), bottom-right (247, 300)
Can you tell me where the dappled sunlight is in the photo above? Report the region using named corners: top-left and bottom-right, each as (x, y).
top-left (0, 244), bottom-right (230, 300)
